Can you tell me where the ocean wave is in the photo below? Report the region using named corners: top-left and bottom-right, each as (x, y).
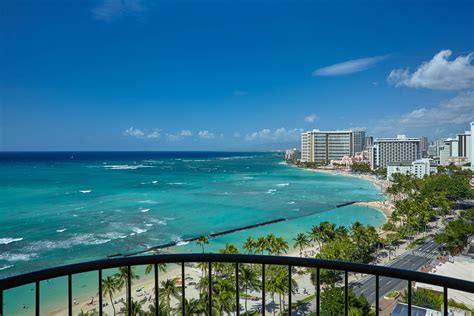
top-left (0, 264), bottom-right (14, 271)
top-left (139, 200), bottom-right (159, 204)
top-left (26, 234), bottom-right (112, 251)
top-left (56, 229), bottom-right (67, 233)
top-left (100, 232), bottom-right (127, 240)
top-left (0, 237), bottom-right (23, 245)
top-left (216, 155), bottom-right (257, 160)
top-left (80, 190), bottom-right (92, 193)
top-left (276, 183), bottom-right (289, 187)
top-left (150, 218), bottom-right (167, 225)
top-left (145, 223), bottom-right (153, 227)
top-left (167, 182), bottom-right (187, 185)
top-left (243, 176), bottom-right (254, 180)
top-left (140, 208), bottom-right (150, 213)
top-left (287, 201), bottom-right (296, 204)
top-left (132, 227), bottom-right (147, 235)
top-left (103, 164), bottom-right (153, 170)
top-left (0, 253), bottom-right (37, 262)
top-left (152, 180), bottom-right (159, 184)
top-left (176, 241), bottom-right (189, 246)
top-left (266, 189), bottom-right (277, 194)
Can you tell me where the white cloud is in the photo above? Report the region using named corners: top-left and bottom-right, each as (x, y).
top-left (371, 92), bottom-right (474, 134)
top-left (198, 130), bottom-right (214, 139)
top-left (304, 114), bottom-right (319, 123)
top-left (91, 0), bottom-right (147, 22)
top-left (233, 132), bottom-right (241, 138)
top-left (123, 127), bottom-right (145, 137)
top-left (387, 50), bottom-right (474, 90)
top-left (165, 130), bottom-right (193, 141)
top-left (179, 130), bottom-right (193, 137)
top-left (123, 127), bottom-right (160, 139)
top-left (146, 130), bottom-right (160, 139)
top-left (312, 55), bottom-right (389, 76)
top-left (245, 128), bottom-right (303, 142)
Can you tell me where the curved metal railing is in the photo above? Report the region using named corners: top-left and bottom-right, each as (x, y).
top-left (1, 254), bottom-right (473, 315)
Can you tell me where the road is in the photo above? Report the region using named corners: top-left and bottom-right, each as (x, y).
top-left (351, 238), bottom-right (440, 304)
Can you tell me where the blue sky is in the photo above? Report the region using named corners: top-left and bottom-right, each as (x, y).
top-left (1, 0), bottom-right (473, 151)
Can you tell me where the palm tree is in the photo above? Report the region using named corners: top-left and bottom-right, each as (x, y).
top-left (121, 299), bottom-right (144, 315)
top-left (256, 236), bottom-right (267, 255)
top-left (243, 236), bottom-right (256, 254)
top-left (145, 263), bottom-right (168, 275)
top-left (101, 276), bottom-right (119, 315)
top-left (309, 225), bottom-right (323, 249)
top-left (273, 237), bottom-right (289, 255)
top-left (197, 235), bottom-right (209, 253)
top-left (239, 265), bottom-right (261, 313)
top-left (114, 266), bottom-right (139, 306)
top-left (293, 233), bottom-right (310, 257)
top-left (159, 279), bottom-right (181, 315)
top-left (266, 234), bottom-right (277, 255)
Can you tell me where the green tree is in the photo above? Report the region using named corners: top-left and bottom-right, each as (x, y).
top-left (239, 264), bottom-right (261, 313)
top-left (197, 235), bottom-right (209, 253)
top-left (243, 236), bottom-right (256, 254)
top-left (159, 279), bottom-right (181, 315)
top-left (101, 276), bottom-right (120, 316)
top-left (293, 233), bottom-right (310, 257)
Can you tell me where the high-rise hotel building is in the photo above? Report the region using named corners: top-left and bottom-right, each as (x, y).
top-left (300, 129), bottom-right (365, 162)
top-left (369, 135), bottom-right (421, 169)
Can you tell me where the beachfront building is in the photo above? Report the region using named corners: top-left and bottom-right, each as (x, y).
top-left (369, 135), bottom-right (421, 169)
top-left (284, 148), bottom-right (301, 161)
top-left (471, 122), bottom-right (474, 170)
top-left (387, 158), bottom-right (437, 180)
top-left (439, 141), bottom-right (452, 166)
top-left (300, 129), bottom-right (365, 163)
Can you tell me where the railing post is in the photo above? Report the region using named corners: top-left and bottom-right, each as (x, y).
top-left (35, 280), bottom-right (40, 316)
top-left (443, 287), bottom-right (448, 316)
top-left (262, 263), bottom-right (265, 316)
top-left (375, 275), bottom-right (379, 316)
top-left (127, 265), bottom-right (132, 316)
top-left (68, 274), bottom-right (72, 316)
top-left (288, 265), bottom-right (292, 316)
top-left (316, 268), bottom-right (320, 316)
top-left (154, 263), bottom-right (158, 316)
top-left (208, 262), bottom-right (212, 315)
top-left (344, 271), bottom-right (348, 316)
top-left (99, 269), bottom-right (103, 316)
top-left (0, 289), bottom-right (3, 316)
top-left (181, 262), bottom-right (186, 316)
top-left (407, 280), bottom-right (412, 316)
top-left (236, 262), bottom-right (240, 316)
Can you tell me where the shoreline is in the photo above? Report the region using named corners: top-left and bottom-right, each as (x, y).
top-left (300, 167), bottom-right (394, 219)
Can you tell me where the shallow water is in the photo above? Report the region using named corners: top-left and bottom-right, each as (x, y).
top-left (0, 152), bottom-right (384, 314)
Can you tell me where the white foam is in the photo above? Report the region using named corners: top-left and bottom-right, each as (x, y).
top-left (80, 190), bottom-right (92, 193)
top-left (287, 201), bottom-right (296, 205)
top-left (176, 241), bottom-right (189, 246)
top-left (132, 227), bottom-right (147, 234)
top-left (139, 200), bottom-right (158, 204)
top-left (0, 237), bottom-right (23, 245)
top-left (266, 189), bottom-right (277, 194)
top-left (140, 208), bottom-right (150, 213)
top-left (276, 183), bottom-right (289, 187)
top-left (0, 265), bottom-right (13, 271)
top-left (103, 164), bottom-right (153, 170)
top-left (167, 182), bottom-right (186, 185)
top-left (56, 229), bottom-right (67, 233)
top-left (145, 223), bottom-right (153, 227)
top-left (152, 180), bottom-right (159, 184)
top-left (243, 176), bottom-right (254, 180)
top-left (0, 253), bottom-right (37, 262)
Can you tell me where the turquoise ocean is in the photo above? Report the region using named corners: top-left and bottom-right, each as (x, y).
top-left (0, 152), bottom-right (385, 314)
